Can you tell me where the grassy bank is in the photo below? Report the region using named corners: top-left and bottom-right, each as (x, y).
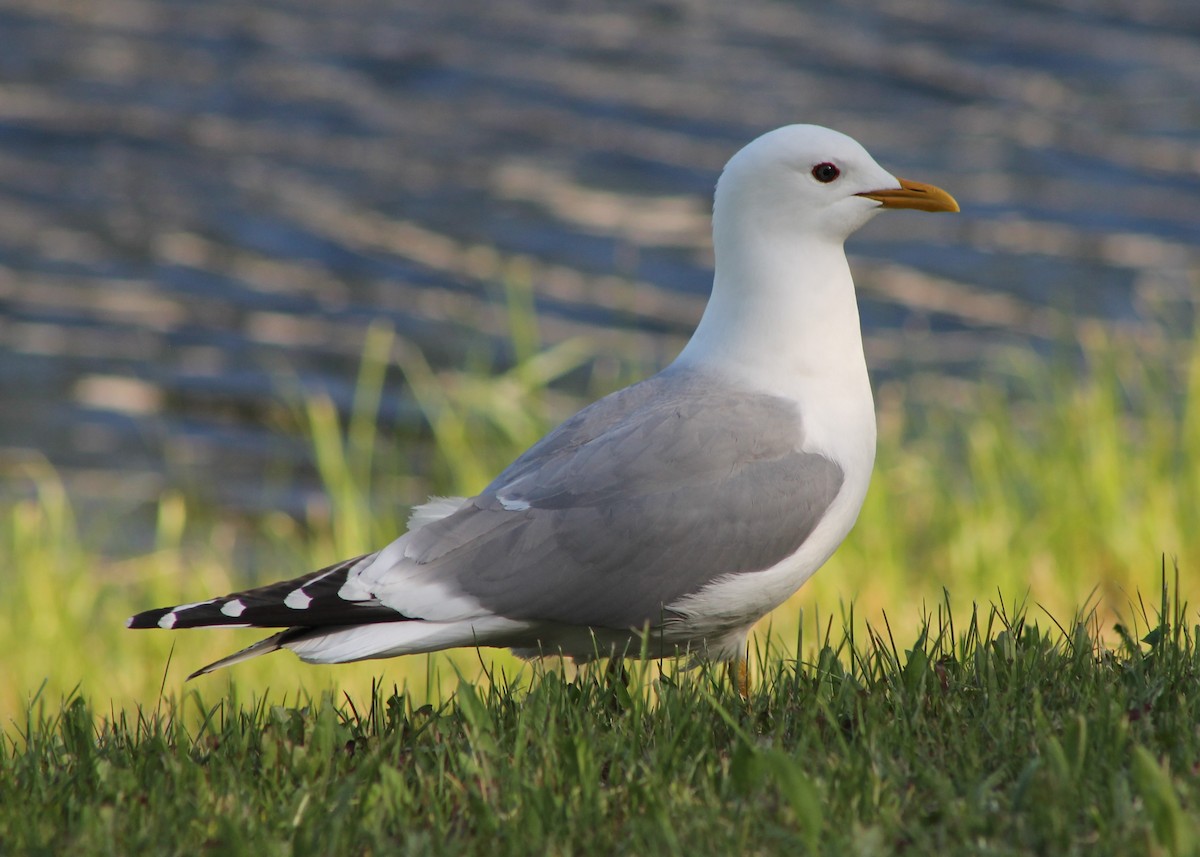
top-left (3, 590), bottom-right (1198, 855)
top-left (1, 311), bottom-right (1198, 851)
top-left (2, 319), bottom-right (1196, 719)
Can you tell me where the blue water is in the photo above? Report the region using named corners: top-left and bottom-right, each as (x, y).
top-left (0, 0), bottom-right (1196, 520)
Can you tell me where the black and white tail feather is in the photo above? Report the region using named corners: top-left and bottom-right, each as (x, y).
top-left (127, 497), bottom-right (466, 679)
top-left (126, 553), bottom-right (400, 678)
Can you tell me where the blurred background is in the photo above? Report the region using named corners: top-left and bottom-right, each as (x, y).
top-left (3, 0), bottom-right (1197, 514)
top-left (0, 0), bottom-right (1198, 711)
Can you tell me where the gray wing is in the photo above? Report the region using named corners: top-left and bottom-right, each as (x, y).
top-left (404, 367), bottom-right (844, 629)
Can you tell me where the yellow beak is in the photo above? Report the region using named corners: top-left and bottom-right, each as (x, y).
top-left (856, 178), bottom-right (959, 213)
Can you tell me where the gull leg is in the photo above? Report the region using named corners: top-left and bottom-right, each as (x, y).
top-left (733, 657), bottom-right (750, 698)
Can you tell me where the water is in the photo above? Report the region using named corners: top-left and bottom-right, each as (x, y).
top-left (0, 0), bottom-right (1197, 519)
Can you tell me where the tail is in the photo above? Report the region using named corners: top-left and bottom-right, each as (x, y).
top-left (127, 553), bottom-right (412, 677)
top-left (184, 630), bottom-right (293, 679)
top-left (184, 626), bottom-right (365, 679)
top-left (126, 497), bottom-right (479, 677)
top-left (127, 498), bottom-right (470, 633)
top-left (125, 553), bottom-right (408, 630)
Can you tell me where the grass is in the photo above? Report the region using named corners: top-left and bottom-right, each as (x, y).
top-left (1, 292), bottom-right (1199, 851)
top-left (2, 587), bottom-right (1198, 855)
top-left (4, 318), bottom-right (1195, 716)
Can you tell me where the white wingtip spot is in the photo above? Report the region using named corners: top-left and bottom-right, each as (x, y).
top-left (220, 599), bottom-right (247, 618)
top-left (499, 496), bottom-right (531, 511)
top-left (158, 612), bottom-right (177, 629)
top-left (284, 588), bottom-right (312, 610)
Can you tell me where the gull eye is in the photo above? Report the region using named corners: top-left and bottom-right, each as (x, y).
top-left (811, 162), bottom-right (840, 183)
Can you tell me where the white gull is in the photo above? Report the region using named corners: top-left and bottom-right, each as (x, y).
top-left (128, 124), bottom-right (959, 684)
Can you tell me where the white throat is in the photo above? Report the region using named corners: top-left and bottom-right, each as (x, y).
top-left (676, 231), bottom-right (870, 395)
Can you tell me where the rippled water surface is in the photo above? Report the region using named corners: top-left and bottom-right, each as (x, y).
top-left (0, 0), bottom-right (1197, 517)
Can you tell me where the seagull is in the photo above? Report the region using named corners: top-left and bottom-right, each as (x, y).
top-left (128, 124), bottom-right (958, 690)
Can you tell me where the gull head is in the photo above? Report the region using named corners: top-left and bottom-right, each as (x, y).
top-left (681, 124), bottom-right (959, 384)
top-left (713, 124), bottom-right (959, 246)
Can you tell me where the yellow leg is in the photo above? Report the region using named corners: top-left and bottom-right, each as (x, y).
top-left (734, 657), bottom-right (750, 698)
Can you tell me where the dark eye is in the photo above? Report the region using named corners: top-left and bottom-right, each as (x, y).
top-left (811, 162), bottom-right (840, 183)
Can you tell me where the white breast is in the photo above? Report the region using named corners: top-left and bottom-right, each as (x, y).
top-left (665, 313), bottom-right (877, 654)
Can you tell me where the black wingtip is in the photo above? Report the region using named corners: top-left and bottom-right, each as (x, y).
top-left (127, 608), bottom-right (171, 630)
top-left (124, 553), bottom-right (396, 634)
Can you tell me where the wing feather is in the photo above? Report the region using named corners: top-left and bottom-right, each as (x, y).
top-left (374, 368), bottom-right (844, 629)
